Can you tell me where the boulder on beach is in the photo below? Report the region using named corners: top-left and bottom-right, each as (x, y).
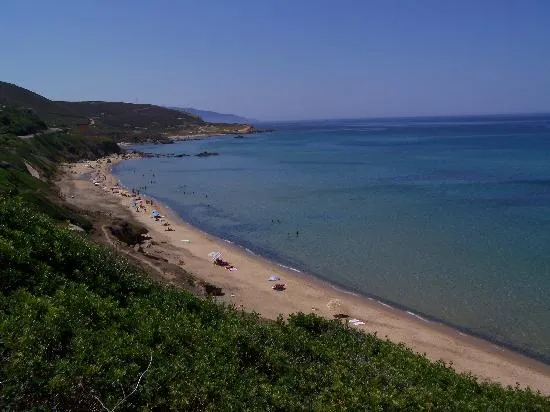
top-left (68, 223), bottom-right (85, 233)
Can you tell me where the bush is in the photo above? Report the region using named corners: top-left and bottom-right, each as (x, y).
top-left (0, 106), bottom-right (47, 136)
top-left (1, 198), bottom-right (549, 410)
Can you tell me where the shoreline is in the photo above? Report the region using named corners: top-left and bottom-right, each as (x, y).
top-left (147, 192), bottom-right (550, 364)
top-left (168, 132), bottom-right (229, 141)
top-left (133, 190), bottom-right (550, 366)
top-left (166, 124), bottom-right (264, 142)
top-left (59, 153), bottom-right (550, 395)
top-left (145, 193), bottom-right (550, 368)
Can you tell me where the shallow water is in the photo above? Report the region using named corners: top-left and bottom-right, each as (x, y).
top-left (114, 115), bottom-right (550, 362)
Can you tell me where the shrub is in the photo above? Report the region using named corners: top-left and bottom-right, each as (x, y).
top-left (1, 198), bottom-right (548, 410)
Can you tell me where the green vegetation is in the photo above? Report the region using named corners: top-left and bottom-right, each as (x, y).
top-left (0, 86), bottom-right (548, 410)
top-left (0, 105), bottom-right (47, 136)
top-left (0, 105), bottom-right (120, 227)
top-left (1, 198), bottom-right (549, 410)
top-left (1, 81), bottom-right (253, 142)
top-left (56, 100), bottom-right (203, 132)
top-left (0, 81), bottom-right (87, 127)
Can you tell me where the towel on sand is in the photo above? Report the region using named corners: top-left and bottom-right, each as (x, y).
top-left (349, 319), bottom-right (365, 326)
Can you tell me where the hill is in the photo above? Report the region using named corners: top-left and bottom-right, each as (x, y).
top-left (170, 106), bottom-right (254, 123)
top-left (0, 81), bottom-right (87, 126)
top-left (0, 82), bottom-right (254, 142)
top-left (0, 105), bottom-right (47, 136)
top-left (55, 100), bottom-right (204, 140)
top-left (0, 106), bottom-right (121, 227)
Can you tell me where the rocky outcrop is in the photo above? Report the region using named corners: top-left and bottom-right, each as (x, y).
top-left (107, 219), bottom-right (148, 246)
top-left (195, 151), bottom-right (219, 157)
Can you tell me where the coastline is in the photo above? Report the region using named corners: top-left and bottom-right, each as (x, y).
top-left (145, 192), bottom-right (550, 364)
top-left (167, 132), bottom-right (230, 142)
top-left (166, 124), bottom-right (261, 142)
top-left (58, 153), bottom-right (550, 395)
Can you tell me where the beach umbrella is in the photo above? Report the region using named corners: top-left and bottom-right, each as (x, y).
top-left (151, 210), bottom-right (160, 218)
top-left (208, 251), bottom-right (221, 261)
top-left (268, 275), bottom-right (280, 281)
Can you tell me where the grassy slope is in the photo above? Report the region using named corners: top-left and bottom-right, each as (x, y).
top-left (55, 101), bottom-right (204, 139)
top-left (0, 108), bottom-right (120, 228)
top-left (0, 105), bottom-right (47, 136)
top-left (1, 198), bottom-right (549, 410)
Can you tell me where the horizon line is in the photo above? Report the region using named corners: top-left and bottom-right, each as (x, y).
top-left (255, 111), bottom-right (550, 124)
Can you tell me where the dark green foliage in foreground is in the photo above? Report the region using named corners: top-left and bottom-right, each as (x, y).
top-left (1, 199), bottom-right (548, 410)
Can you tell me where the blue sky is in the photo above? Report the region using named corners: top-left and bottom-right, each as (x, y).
top-left (1, 0), bottom-right (549, 120)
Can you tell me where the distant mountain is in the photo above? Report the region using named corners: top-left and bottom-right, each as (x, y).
top-left (170, 107), bottom-right (254, 124)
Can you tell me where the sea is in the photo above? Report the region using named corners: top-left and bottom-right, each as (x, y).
top-left (113, 114), bottom-right (550, 363)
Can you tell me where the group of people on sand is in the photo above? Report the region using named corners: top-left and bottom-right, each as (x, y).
top-left (132, 199), bottom-right (147, 213)
top-left (129, 195), bottom-right (175, 232)
top-left (213, 257), bottom-right (237, 271)
top-left (83, 160), bottom-right (176, 233)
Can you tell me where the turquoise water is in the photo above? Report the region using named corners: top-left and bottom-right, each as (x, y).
top-left (114, 115), bottom-right (550, 362)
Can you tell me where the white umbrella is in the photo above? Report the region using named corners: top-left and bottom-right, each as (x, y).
top-left (208, 251), bottom-right (221, 261)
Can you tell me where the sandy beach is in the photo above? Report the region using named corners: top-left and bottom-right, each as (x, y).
top-left (57, 153), bottom-right (550, 395)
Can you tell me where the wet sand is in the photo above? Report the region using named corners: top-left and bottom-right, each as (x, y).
top-left (57, 154), bottom-right (550, 395)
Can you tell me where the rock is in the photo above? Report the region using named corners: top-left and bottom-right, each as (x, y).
top-left (68, 223), bottom-right (85, 233)
top-left (23, 161), bottom-right (40, 179)
top-left (195, 151), bottom-right (219, 157)
top-left (200, 281), bottom-right (224, 296)
top-left (108, 219), bottom-right (147, 246)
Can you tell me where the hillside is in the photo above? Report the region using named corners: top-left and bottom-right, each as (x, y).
top-left (55, 101), bottom-right (204, 139)
top-left (0, 105), bottom-right (47, 136)
top-left (0, 81), bottom-right (87, 126)
top-left (170, 106), bottom-right (254, 123)
top-left (0, 82), bottom-right (254, 142)
top-left (0, 109), bottom-right (121, 234)
top-left (2, 198), bottom-right (549, 410)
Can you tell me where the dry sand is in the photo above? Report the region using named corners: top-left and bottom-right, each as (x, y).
top-left (57, 154), bottom-right (550, 395)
